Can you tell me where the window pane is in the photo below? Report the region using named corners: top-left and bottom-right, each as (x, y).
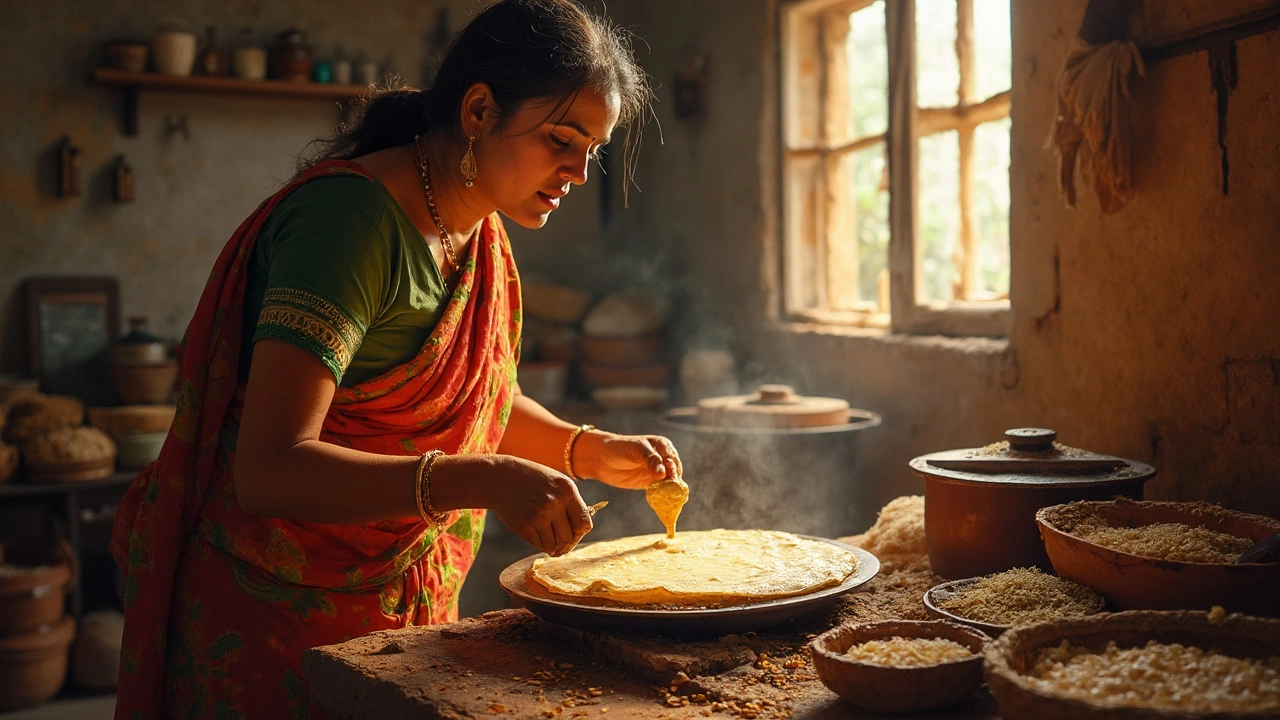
top-left (972, 117), bottom-right (1010, 299)
top-left (973, 0), bottom-right (1011, 100)
top-left (833, 143), bottom-right (889, 308)
top-left (846, 1), bottom-right (887, 139)
top-left (916, 0), bottom-right (958, 107)
top-left (918, 129), bottom-right (960, 302)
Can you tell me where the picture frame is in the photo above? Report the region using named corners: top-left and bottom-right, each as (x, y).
top-left (24, 276), bottom-right (120, 402)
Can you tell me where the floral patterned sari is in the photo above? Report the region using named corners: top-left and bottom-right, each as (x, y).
top-left (109, 160), bottom-right (522, 719)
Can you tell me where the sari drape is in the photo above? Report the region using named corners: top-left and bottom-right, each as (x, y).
top-left (109, 159), bottom-right (521, 719)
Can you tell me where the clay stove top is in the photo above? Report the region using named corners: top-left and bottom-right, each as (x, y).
top-left (302, 568), bottom-right (1002, 719)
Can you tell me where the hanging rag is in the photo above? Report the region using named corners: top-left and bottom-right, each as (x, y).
top-left (1050, 40), bottom-right (1146, 214)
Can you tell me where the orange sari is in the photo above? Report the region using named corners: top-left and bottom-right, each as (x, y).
top-left (109, 160), bottom-right (521, 719)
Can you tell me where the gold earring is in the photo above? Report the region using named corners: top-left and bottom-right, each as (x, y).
top-left (460, 132), bottom-right (478, 187)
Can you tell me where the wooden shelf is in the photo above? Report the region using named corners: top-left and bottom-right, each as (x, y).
top-left (89, 68), bottom-right (370, 136)
top-left (0, 470), bottom-right (135, 497)
top-left (91, 68), bottom-right (369, 100)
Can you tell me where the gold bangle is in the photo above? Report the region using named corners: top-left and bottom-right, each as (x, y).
top-left (415, 450), bottom-right (449, 526)
top-left (563, 424), bottom-right (595, 480)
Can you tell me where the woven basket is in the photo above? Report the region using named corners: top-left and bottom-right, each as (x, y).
top-left (985, 609), bottom-right (1280, 720)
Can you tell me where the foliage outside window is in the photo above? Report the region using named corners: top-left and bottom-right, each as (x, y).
top-left (781, 0), bottom-right (1011, 336)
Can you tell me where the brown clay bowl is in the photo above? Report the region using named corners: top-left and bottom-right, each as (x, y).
top-left (984, 609), bottom-right (1280, 720)
top-left (0, 615), bottom-right (76, 712)
top-left (23, 455), bottom-right (116, 483)
top-left (923, 576), bottom-right (1106, 637)
top-left (1037, 499), bottom-right (1280, 617)
top-left (109, 362), bottom-right (178, 404)
top-left (87, 404), bottom-right (177, 437)
top-left (580, 362), bottom-right (673, 389)
top-left (0, 538), bottom-right (74, 635)
top-left (810, 619), bottom-right (988, 714)
top-left (579, 333), bottom-right (666, 367)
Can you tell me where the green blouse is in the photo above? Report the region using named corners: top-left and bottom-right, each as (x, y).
top-left (239, 175), bottom-right (449, 387)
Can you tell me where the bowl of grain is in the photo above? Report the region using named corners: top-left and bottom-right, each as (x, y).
top-left (984, 608), bottom-right (1280, 720)
top-left (924, 567), bottom-right (1106, 636)
top-left (22, 426), bottom-right (116, 483)
top-left (810, 619), bottom-right (988, 714)
top-left (1037, 499), bottom-right (1280, 617)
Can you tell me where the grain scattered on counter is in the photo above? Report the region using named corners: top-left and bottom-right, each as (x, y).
top-left (843, 636), bottom-right (973, 667)
top-left (936, 567), bottom-right (1101, 626)
top-left (1028, 639), bottom-right (1280, 713)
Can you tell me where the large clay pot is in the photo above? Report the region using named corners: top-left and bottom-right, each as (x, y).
top-left (660, 385), bottom-right (882, 537)
top-left (0, 616), bottom-right (76, 712)
top-left (0, 538), bottom-right (73, 636)
top-left (910, 428), bottom-right (1156, 580)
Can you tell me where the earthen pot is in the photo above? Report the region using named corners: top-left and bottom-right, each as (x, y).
top-left (0, 538), bottom-right (74, 636)
top-left (579, 333), bottom-right (666, 367)
top-left (0, 615), bottom-right (76, 712)
top-left (911, 428), bottom-right (1155, 580)
top-left (1037, 499), bottom-right (1280, 617)
top-left (811, 619), bottom-right (988, 714)
top-left (580, 361), bottom-right (673, 389)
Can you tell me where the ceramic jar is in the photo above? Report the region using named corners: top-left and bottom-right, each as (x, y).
top-left (106, 42), bottom-right (148, 73)
top-left (232, 46), bottom-right (267, 80)
top-left (270, 28), bottom-right (313, 82)
top-left (152, 29), bottom-right (197, 76)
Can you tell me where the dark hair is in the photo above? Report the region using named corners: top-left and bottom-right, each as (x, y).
top-left (306, 0), bottom-right (652, 194)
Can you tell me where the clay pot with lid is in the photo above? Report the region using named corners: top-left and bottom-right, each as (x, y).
top-left (270, 28), bottom-right (313, 82)
top-left (659, 385), bottom-right (881, 537)
top-left (911, 428), bottom-right (1156, 580)
top-left (109, 317), bottom-right (177, 404)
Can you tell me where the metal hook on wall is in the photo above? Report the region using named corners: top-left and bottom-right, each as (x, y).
top-left (162, 114), bottom-right (190, 141)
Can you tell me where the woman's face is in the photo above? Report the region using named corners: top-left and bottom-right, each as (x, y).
top-left (473, 85), bottom-right (621, 229)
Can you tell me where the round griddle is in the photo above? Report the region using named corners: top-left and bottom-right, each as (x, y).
top-left (499, 536), bottom-right (879, 636)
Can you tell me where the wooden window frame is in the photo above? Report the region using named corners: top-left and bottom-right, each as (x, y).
top-left (780, 0), bottom-right (1011, 337)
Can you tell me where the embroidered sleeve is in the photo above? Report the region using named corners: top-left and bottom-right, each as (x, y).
top-left (256, 288), bottom-right (365, 382)
top-left (251, 184), bottom-right (394, 385)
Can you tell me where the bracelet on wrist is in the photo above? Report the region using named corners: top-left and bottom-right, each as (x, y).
top-left (415, 449), bottom-right (450, 526)
top-left (563, 424), bottom-right (595, 481)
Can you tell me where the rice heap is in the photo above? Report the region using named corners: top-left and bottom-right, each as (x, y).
top-left (1028, 639), bottom-right (1280, 713)
top-left (842, 495), bottom-right (928, 572)
top-left (844, 636), bottom-right (973, 667)
top-left (1050, 501), bottom-right (1254, 564)
top-left (936, 567), bottom-right (1101, 626)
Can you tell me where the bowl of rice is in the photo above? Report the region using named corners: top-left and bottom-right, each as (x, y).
top-left (984, 608), bottom-right (1280, 720)
top-left (1037, 499), bottom-right (1280, 617)
top-left (925, 566), bottom-right (1106, 636)
top-left (810, 619), bottom-right (988, 713)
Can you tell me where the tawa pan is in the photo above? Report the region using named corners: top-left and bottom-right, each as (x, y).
top-left (499, 536), bottom-right (879, 636)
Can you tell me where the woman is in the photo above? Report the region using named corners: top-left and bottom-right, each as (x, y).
top-left (109, 1), bottom-right (666, 717)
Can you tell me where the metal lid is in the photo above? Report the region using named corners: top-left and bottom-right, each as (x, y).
top-left (909, 427), bottom-right (1156, 487)
top-left (695, 384), bottom-right (851, 429)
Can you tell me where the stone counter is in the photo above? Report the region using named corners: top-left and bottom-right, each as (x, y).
top-left (302, 568), bottom-right (1004, 719)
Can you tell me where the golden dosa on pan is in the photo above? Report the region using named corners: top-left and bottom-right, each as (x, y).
top-left (528, 529), bottom-right (859, 606)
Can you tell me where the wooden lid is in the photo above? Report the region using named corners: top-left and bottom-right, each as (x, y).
top-left (695, 385), bottom-right (850, 429)
top-left (910, 428), bottom-right (1156, 486)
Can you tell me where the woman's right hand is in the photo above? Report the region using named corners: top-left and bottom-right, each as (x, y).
top-left (471, 455), bottom-right (593, 557)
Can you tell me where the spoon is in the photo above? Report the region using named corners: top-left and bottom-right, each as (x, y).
top-left (1237, 532), bottom-right (1280, 564)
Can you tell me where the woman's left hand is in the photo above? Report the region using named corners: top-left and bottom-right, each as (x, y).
top-left (572, 431), bottom-right (683, 489)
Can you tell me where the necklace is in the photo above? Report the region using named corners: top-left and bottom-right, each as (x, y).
top-left (413, 136), bottom-right (461, 270)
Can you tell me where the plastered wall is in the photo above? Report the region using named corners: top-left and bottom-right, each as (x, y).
top-left (0, 0), bottom-right (483, 370)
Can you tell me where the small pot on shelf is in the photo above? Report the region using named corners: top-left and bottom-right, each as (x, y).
top-left (270, 28), bottom-right (313, 82)
top-left (109, 317), bottom-right (177, 405)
